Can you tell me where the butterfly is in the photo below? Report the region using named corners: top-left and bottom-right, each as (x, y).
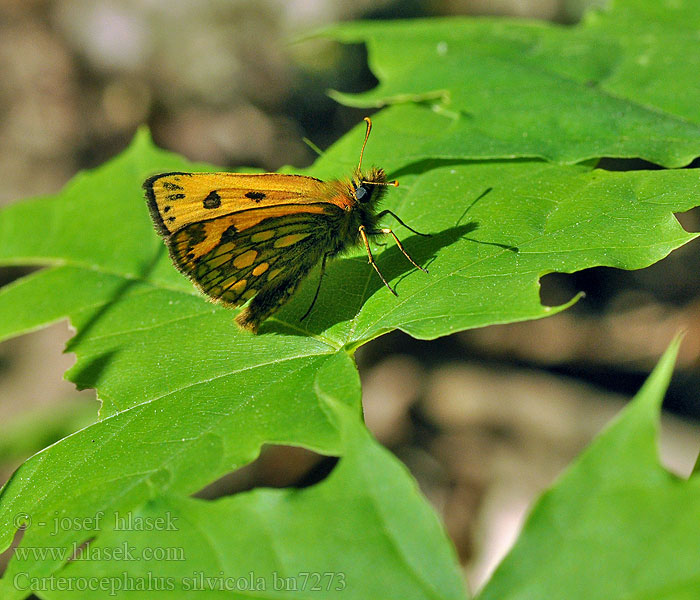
top-left (143, 117), bottom-right (428, 333)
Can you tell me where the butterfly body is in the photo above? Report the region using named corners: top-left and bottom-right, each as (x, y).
top-left (144, 119), bottom-right (426, 333)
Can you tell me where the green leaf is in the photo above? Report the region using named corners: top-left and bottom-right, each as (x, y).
top-left (1, 127), bottom-right (697, 599)
top-left (2, 4), bottom-right (700, 596)
top-left (479, 337), bottom-right (700, 600)
top-left (1, 114), bottom-right (699, 591)
top-left (9, 405), bottom-right (466, 600)
top-left (306, 154), bottom-right (699, 345)
top-left (320, 0), bottom-right (700, 166)
top-left (2, 131), bottom-right (698, 353)
top-left (0, 349), bottom-right (364, 593)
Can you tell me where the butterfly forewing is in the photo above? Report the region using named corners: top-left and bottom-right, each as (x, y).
top-left (145, 172), bottom-right (327, 234)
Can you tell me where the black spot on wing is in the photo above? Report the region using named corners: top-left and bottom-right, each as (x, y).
top-left (245, 191), bottom-right (266, 202)
top-left (168, 193), bottom-right (186, 201)
top-left (187, 222), bottom-right (207, 245)
top-left (220, 224), bottom-right (238, 243)
top-left (163, 181), bottom-right (184, 191)
top-left (203, 191), bottom-right (222, 209)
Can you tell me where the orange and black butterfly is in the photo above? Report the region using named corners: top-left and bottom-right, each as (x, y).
top-left (143, 118), bottom-right (428, 333)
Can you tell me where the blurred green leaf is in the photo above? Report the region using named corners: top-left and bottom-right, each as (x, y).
top-left (0, 401), bottom-right (95, 464)
top-left (479, 336), bottom-right (700, 600)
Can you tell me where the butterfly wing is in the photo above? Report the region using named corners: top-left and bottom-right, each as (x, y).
top-left (170, 210), bottom-right (333, 304)
top-left (145, 172), bottom-right (327, 235)
top-left (144, 172), bottom-right (343, 329)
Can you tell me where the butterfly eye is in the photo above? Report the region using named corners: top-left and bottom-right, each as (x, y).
top-left (355, 185), bottom-right (368, 201)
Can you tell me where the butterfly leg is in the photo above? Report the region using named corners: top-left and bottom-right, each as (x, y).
top-left (359, 225), bottom-right (398, 296)
top-left (375, 209), bottom-right (430, 237)
top-left (366, 227), bottom-right (429, 274)
top-left (300, 252), bottom-right (330, 322)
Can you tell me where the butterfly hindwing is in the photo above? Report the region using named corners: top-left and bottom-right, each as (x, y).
top-left (163, 202), bottom-right (339, 323)
top-left (235, 272), bottom-right (303, 332)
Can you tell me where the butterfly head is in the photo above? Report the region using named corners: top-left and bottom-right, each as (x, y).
top-left (352, 167), bottom-right (395, 205)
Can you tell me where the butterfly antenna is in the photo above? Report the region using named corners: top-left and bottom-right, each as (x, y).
top-left (361, 179), bottom-right (399, 188)
top-left (358, 117), bottom-right (399, 187)
top-left (358, 116), bottom-right (375, 172)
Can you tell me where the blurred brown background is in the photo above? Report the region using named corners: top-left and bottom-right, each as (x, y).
top-left (1, 0), bottom-right (699, 593)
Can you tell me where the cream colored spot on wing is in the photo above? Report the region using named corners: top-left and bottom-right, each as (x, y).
top-left (233, 250), bottom-right (257, 268)
top-left (274, 233), bottom-right (310, 248)
top-left (242, 288), bottom-right (257, 301)
top-left (267, 268), bottom-right (283, 281)
top-left (251, 230), bottom-right (275, 242)
top-left (252, 262), bottom-right (269, 276)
